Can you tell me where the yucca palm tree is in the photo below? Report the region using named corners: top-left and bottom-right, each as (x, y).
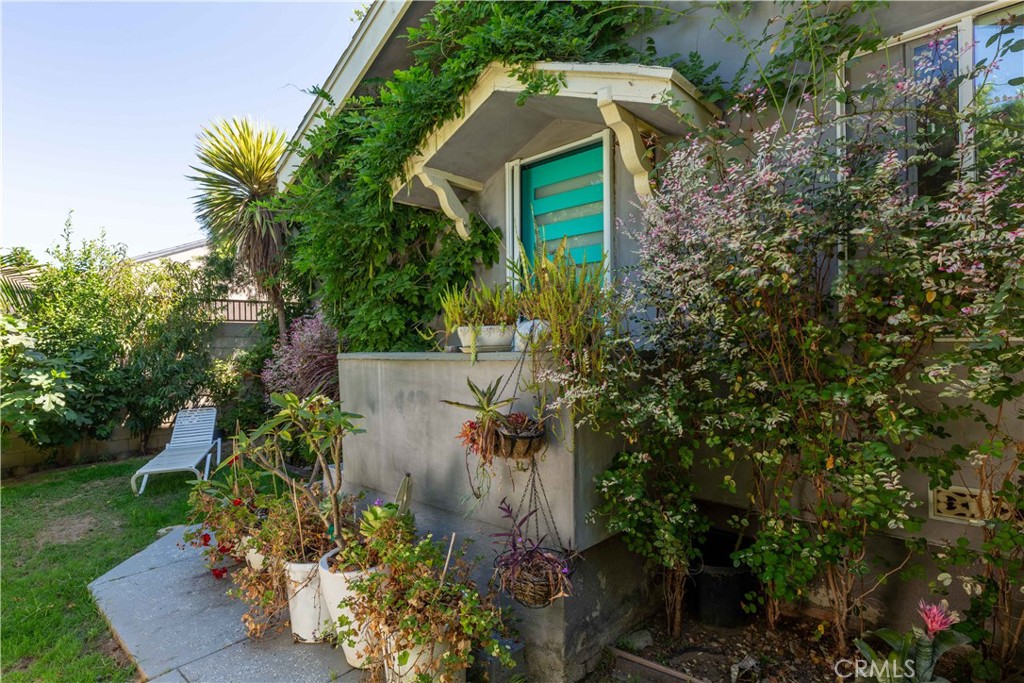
top-left (187, 118), bottom-right (289, 338)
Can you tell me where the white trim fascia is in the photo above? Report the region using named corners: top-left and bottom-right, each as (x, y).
top-left (392, 61), bottom-right (719, 199)
top-left (505, 160), bottom-right (519, 284)
top-left (277, 0), bottom-right (414, 187)
top-left (601, 127), bottom-right (615, 280)
top-left (131, 239), bottom-right (209, 262)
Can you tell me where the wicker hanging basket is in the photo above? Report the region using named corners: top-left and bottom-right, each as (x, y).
top-left (493, 420), bottom-right (545, 461)
top-left (494, 548), bottom-right (575, 609)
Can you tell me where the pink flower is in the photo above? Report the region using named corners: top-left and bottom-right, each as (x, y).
top-left (918, 600), bottom-right (958, 638)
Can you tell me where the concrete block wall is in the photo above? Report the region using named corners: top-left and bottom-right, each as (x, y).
top-left (1, 424), bottom-right (172, 476)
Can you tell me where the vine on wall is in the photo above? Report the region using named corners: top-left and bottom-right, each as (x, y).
top-left (277, 1), bottom-right (667, 351)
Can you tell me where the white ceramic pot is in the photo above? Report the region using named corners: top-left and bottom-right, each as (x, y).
top-left (513, 319), bottom-right (549, 351)
top-left (319, 548), bottom-right (375, 668)
top-left (457, 325), bottom-right (514, 351)
top-left (240, 534), bottom-right (265, 571)
top-left (385, 638), bottom-right (465, 683)
top-left (284, 560), bottom-right (326, 643)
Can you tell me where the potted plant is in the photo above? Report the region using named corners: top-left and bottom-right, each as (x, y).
top-left (183, 458), bottom-right (269, 577)
top-left (340, 528), bottom-right (515, 682)
top-left (322, 500), bottom-right (415, 669)
top-left (492, 499), bottom-right (577, 609)
top-left (235, 392), bottom-right (365, 643)
top-left (444, 377), bottom-right (545, 468)
top-left (440, 281), bottom-right (519, 355)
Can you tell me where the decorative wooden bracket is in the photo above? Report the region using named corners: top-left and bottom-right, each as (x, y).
top-left (415, 167), bottom-right (484, 240)
top-left (597, 87), bottom-right (654, 197)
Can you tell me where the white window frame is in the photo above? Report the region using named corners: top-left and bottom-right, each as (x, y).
top-left (838, 0), bottom-right (1022, 147)
top-left (504, 129), bottom-right (614, 283)
top-left (837, 0), bottom-right (1023, 344)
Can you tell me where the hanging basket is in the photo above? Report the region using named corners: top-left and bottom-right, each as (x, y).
top-left (494, 548), bottom-right (575, 609)
top-left (493, 420), bottom-right (545, 461)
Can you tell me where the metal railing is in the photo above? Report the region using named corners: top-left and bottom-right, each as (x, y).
top-left (211, 299), bottom-right (272, 323)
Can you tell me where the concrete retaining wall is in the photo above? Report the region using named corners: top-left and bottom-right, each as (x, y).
top-left (338, 351), bottom-right (648, 682)
top-left (1, 424), bottom-right (172, 476)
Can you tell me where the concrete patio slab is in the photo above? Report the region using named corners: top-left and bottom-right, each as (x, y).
top-left (89, 526), bottom-right (360, 683)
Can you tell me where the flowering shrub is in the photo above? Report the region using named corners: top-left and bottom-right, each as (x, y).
top-left (624, 33), bottom-right (1023, 653)
top-left (261, 313), bottom-right (340, 400)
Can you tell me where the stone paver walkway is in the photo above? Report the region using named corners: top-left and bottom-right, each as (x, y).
top-left (89, 526), bottom-right (362, 683)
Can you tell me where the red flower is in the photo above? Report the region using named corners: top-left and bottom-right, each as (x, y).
top-left (225, 455), bottom-right (239, 466)
top-left (232, 498), bottom-right (243, 506)
top-left (217, 543), bottom-right (232, 555)
top-left (211, 567), bottom-right (227, 579)
top-left (201, 533), bottom-right (212, 546)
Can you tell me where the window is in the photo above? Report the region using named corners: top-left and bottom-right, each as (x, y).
top-left (506, 131), bottom-right (612, 270)
top-left (843, 2), bottom-right (1023, 191)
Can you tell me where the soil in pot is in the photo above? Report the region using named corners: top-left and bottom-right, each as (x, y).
top-left (693, 530), bottom-right (753, 628)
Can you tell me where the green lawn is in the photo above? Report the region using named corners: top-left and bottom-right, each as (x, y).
top-left (1, 458), bottom-right (192, 682)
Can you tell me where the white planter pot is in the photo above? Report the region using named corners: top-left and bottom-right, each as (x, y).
top-left (457, 325), bottom-right (514, 351)
top-left (319, 549), bottom-right (376, 669)
top-left (284, 560), bottom-right (326, 643)
top-left (513, 319), bottom-right (549, 351)
top-left (240, 535), bottom-right (265, 571)
top-left (385, 638), bottom-right (465, 683)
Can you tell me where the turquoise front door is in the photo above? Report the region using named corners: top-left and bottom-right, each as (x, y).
top-left (521, 141), bottom-right (605, 265)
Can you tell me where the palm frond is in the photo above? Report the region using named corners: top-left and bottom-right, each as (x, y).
top-left (186, 117), bottom-right (287, 282)
top-left (0, 253), bottom-right (34, 311)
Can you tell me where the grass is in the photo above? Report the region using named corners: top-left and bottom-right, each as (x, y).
top-left (1, 458), bottom-right (193, 683)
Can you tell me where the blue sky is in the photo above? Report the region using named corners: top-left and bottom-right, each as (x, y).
top-left (2, 2), bottom-right (358, 260)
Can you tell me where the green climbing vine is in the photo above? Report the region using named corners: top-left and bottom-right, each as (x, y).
top-left (277, 0), bottom-right (666, 351)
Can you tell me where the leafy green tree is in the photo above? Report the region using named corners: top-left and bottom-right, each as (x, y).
top-left (187, 118), bottom-right (289, 339)
top-left (121, 260), bottom-right (221, 452)
top-left (0, 315), bottom-right (91, 451)
top-left (25, 222), bottom-right (144, 442)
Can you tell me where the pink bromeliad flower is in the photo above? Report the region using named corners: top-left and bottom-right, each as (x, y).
top-left (918, 600), bottom-right (958, 638)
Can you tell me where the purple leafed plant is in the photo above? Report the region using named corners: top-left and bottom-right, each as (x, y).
top-left (261, 313), bottom-right (340, 400)
top-left (491, 498), bottom-right (578, 607)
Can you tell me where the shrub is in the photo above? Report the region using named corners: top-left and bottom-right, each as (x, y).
top-left (17, 223), bottom-right (144, 444)
top-left (0, 316), bottom-right (91, 451)
top-left (261, 313), bottom-right (340, 400)
top-left (122, 259), bottom-right (221, 451)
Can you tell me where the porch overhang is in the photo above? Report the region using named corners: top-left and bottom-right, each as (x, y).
top-left (390, 61), bottom-right (721, 238)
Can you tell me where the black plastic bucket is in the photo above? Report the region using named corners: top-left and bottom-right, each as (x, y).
top-left (693, 530), bottom-right (753, 628)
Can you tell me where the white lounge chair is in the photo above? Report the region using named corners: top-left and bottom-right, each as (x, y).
top-left (131, 407), bottom-right (221, 495)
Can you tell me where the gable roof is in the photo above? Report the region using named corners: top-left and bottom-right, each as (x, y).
top-left (276, 1), bottom-right (432, 186)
